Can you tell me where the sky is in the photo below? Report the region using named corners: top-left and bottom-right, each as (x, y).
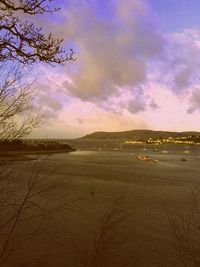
top-left (29, 0), bottom-right (200, 138)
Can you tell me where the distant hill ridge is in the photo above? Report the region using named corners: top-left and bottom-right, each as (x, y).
top-left (81, 130), bottom-right (200, 140)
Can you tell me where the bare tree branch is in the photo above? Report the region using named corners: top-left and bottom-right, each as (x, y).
top-left (0, 0), bottom-right (75, 64)
top-left (0, 63), bottom-right (42, 140)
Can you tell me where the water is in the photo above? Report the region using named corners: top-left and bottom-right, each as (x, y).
top-left (50, 148), bottom-right (200, 266)
top-left (14, 147), bottom-right (200, 266)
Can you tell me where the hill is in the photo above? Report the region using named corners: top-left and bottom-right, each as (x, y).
top-left (81, 129), bottom-right (200, 141)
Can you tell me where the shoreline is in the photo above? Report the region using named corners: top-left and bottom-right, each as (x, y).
top-left (0, 148), bottom-right (76, 162)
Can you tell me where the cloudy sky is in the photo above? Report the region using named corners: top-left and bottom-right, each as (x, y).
top-left (30, 0), bottom-right (200, 138)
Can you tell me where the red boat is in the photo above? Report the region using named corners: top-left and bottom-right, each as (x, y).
top-left (137, 155), bottom-right (151, 161)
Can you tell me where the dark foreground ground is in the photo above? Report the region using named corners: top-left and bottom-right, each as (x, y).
top-left (1, 143), bottom-right (200, 267)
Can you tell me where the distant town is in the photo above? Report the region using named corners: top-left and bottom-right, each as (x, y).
top-left (125, 135), bottom-right (200, 145)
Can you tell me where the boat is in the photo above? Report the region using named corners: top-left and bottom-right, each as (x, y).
top-left (153, 143), bottom-right (159, 152)
top-left (142, 144), bottom-right (147, 151)
top-left (137, 155), bottom-right (151, 161)
top-left (183, 145), bottom-right (190, 154)
top-left (162, 143), bottom-right (168, 153)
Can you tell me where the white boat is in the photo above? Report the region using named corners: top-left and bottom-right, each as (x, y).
top-left (183, 145), bottom-right (190, 154)
top-left (162, 143), bottom-right (168, 153)
top-left (153, 143), bottom-right (159, 152)
top-left (142, 143), bottom-right (147, 151)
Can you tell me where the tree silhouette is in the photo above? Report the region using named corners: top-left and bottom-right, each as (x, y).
top-left (0, 63), bottom-right (42, 140)
top-left (0, 0), bottom-right (75, 64)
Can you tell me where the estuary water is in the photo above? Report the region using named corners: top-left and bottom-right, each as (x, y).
top-left (37, 146), bottom-right (200, 266)
top-left (14, 146), bottom-right (200, 266)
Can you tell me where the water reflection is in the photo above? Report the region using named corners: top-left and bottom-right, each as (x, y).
top-left (69, 150), bottom-right (97, 156)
